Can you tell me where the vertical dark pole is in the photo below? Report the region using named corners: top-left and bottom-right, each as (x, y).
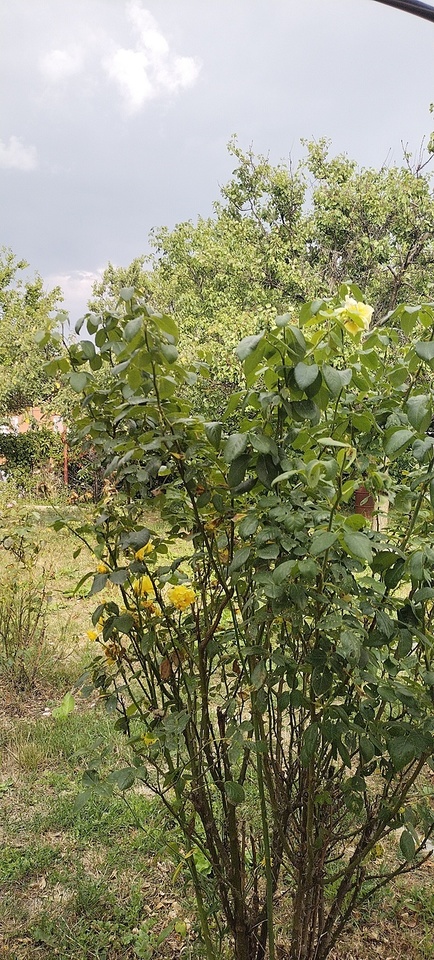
top-left (63, 431), bottom-right (68, 486)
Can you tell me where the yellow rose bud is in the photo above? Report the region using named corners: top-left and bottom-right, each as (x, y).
top-left (97, 562), bottom-right (109, 574)
top-left (132, 575), bottom-right (154, 597)
top-left (135, 541), bottom-right (154, 561)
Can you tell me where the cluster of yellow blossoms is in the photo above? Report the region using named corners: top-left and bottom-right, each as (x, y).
top-left (87, 549), bottom-right (196, 647)
top-left (131, 575), bottom-right (196, 612)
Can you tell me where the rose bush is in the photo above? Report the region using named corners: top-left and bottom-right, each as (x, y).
top-left (50, 283), bottom-right (434, 960)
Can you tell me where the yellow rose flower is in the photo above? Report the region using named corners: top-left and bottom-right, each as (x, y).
top-left (135, 541), bottom-right (154, 561)
top-left (86, 628), bottom-right (99, 642)
top-left (97, 562), bottom-right (109, 574)
top-left (132, 575), bottom-right (154, 597)
top-left (167, 584), bottom-right (196, 611)
top-left (337, 296), bottom-right (373, 336)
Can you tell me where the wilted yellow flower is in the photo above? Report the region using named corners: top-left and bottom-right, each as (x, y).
top-left (369, 842), bottom-right (384, 860)
top-left (142, 732), bottom-right (158, 746)
top-left (97, 562), bottom-right (109, 574)
top-left (167, 584), bottom-right (196, 611)
top-left (86, 628), bottom-right (99, 642)
top-left (141, 599), bottom-right (161, 617)
top-left (336, 296), bottom-right (373, 335)
top-left (135, 541), bottom-right (154, 561)
top-left (132, 575), bottom-right (154, 597)
top-left (103, 641), bottom-right (124, 664)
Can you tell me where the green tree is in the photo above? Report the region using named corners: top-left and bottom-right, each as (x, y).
top-left (89, 138), bottom-right (434, 418)
top-left (54, 286), bottom-right (434, 960)
top-left (0, 248), bottom-right (64, 415)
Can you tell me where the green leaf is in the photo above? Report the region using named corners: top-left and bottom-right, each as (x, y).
top-left (384, 559), bottom-right (406, 590)
top-left (406, 395), bottom-right (431, 432)
top-left (205, 421), bottom-right (222, 450)
top-left (400, 829), bottom-right (416, 861)
top-left (408, 551), bottom-right (424, 583)
top-left (294, 362), bottom-right (319, 392)
top-left (160, 343), bottom-right (178, 363)
top-left (384, 429), bottom-right (414, 460)
top-left (317, 437), bottom-right (352, 449)
top-left (89, 573), bottom-right (108, 596)
top-left (223, 433), bottom-right (248, 463)
top-left (337, 631), bottom-right (361, 662)
top-left (228, 455), bottom-right (249, 489)
top-left (272, 560), bottom-right (297, 584)
top-left (291, 400), bottom-right (320, 423)
top-left (108, 768), bottom-right (136, 791)
top-left (224, 781), bottom-right (245, 805)
top-left (124, 317), bottom-right (143, 341)
top-left (119, 286), bottom-right (135, 301)
top-left (70, 372), bottom-right (88, 392)
top-left (360, 737), bottom-right (375, 762)
top-left (154, 313), bottom-right (179, 339)
top-left (251, 662), bottom-right (267, 690)
top-left (250, 432), bottom-right (275, 455)
top-left (342, 530), bottom-right (373, 563)
top-left (286, 325), bottom-right (307, 358)
top-left (310, 531), bottom-right (338, 556)
top-left (256, 454), bottom-right (279, 489)
top-left (298, 558), bottom-right (319, 580)
top-left (80, 340), bottom-right (96, 360)
top-left (235, 332), bottom-right (264, 362)
top-left (238, 515), bottom-right (259, 538)
top-left (73, 789), bottom-right (92, 813)
top-left (372, 550), bottom-right (403, 572)
top-left (229, 547), bottom-right (250, 573)
top-left (389, 737), bottom-right (416, 771)
top-left (415, 340), bottom-right (434, 366)
top-left (113, 613), bottom-right (134, 633)
top-left (109, 568), bottom-right (129, 585)
top-left (300, 723), bottom-right (319, 766)
top-left (322, 363), bottom-right (346, 396)
top-left (52, 692), bottom-right (75, 720)
top-left (257, 542), bottom-right (280, 560)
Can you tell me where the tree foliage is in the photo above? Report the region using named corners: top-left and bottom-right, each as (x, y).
top-left (89, 139), bottom-right (434, 419)
top-left (52, 285), bottom-right (434, 960)
top-left (0, 248), bottom-right (64, 415)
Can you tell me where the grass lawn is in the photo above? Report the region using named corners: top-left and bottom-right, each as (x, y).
top-left (1, 498), bottom-right (434, 959)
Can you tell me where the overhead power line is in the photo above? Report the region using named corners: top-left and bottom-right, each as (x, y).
top-left (371, 0), bottom-right (434, 22)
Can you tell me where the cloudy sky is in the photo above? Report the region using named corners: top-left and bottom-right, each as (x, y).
top-left (1, 0), bottom-right (433, 323)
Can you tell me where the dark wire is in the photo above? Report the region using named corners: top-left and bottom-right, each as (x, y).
top-left (371, 0), bottom-right (434, 22)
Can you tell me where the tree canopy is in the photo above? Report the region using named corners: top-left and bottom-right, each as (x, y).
top-left (0, 248), bottom-right (64, 415)
top-left (89, 139), bottom-right (434, 417)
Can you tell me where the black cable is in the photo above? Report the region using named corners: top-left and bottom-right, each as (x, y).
top-left (371, 0), bottom-right (434, 22)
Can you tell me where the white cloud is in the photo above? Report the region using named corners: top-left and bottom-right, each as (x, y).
top-left (103, 2), bottom-right (201, 113)
top-left (0, 136), bottom-right (38, 171)
top-left (46, 269), bottom-right (103, 321)
top-left (39, 47), bottom-right (84, 82)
